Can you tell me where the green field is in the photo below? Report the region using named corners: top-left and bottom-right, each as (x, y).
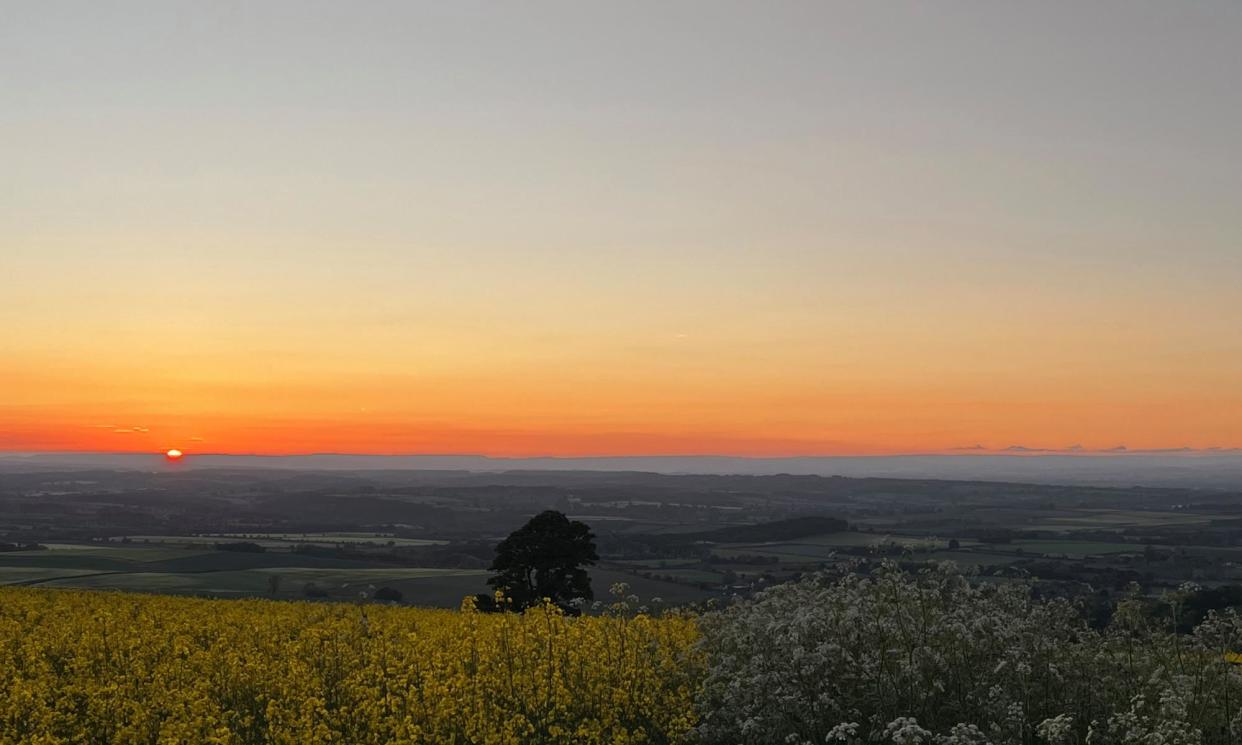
top-left (1013, 540), bottom-right (1140, 556)
top-left (1025, 510), bottom-right (1227, 531)
top-left (208, 532), bottom-right (448, 546)
top-left (925, 551), bottom-right (1022, 566)
top-left (708, 531), bottom-right (950, 563)
top-left (6, 544), bottom-right (210, 562)
top-left (0, 567), bottom-right (111, 584)
top-left (783, 532), bottom-right (955, 548)
top-left (35, 567), bottom-right (490, 603)
top-left (656, 568), bottom-right (727, 584)
top-left (616, 558), bottom-right (702, 568)
top-left (713, 544), bottom-right (854, 562)
top-left (0, 542), bottom-right (714, 608)
top-left (115, 533), bottom-right (447, 548)
top-left (114, 536), bottom-right (306, 549)
top-left (0, 543), bottom-right (453, 600)
top-left (1, 526), bottom-right (1184, 607)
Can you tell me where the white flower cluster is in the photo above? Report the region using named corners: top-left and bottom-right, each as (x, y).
top-left (695, 562), bottom-right (1242, 745)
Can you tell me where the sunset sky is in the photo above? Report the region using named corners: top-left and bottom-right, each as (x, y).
top-left (3, 2), bottom-right (1240, 456)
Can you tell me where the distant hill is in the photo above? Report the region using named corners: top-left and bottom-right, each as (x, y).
top-left (3, 451), bottom-right (1242, 489)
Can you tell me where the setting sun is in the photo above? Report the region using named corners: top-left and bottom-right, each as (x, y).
top-left (164, 449), bottom-right (183, 461)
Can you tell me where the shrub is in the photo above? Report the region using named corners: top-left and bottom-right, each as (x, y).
top-left (695, 562), bottom-right (1242, 744)
top-left (372, 586), bottom-right (403, 603)
top-left (214, 541), bottom-right (266, 553)
top-left (301, 582), bottom-right (329, 598)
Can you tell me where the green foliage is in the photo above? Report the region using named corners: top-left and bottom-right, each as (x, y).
top-left (372, 586), bottom-right (403, 603)
top-left (488, 510), bottom-right (599, 610)
top-left (213, 541), bottom-right (267, 553)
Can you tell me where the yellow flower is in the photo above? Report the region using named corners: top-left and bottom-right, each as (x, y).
top-left (0, 587), bottom-right (703, 744)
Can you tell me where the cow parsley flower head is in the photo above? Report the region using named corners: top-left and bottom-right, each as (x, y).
top-left (885, 717), bottom-right (931, 745)
top-left (825, 722), bottom-right (859, 742)
top-left (1037, 714), bottom-right (1075, 745)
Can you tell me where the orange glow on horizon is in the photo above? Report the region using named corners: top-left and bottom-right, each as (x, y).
top-left (3, 4), bottom-right (1240, 462)
top-left (1, 389), bottom-right (1238, 459)
top-left (2, 238), bottom-right (1239, 458)
top-left (1, 340), bottom-right (1240, 458)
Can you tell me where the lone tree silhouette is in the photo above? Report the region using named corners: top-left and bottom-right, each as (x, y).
top-left (487, 510), bottom-right (598, 611)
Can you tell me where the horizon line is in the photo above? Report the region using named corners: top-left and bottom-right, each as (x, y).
top-left (3, 448), bottom-right (1241, 459)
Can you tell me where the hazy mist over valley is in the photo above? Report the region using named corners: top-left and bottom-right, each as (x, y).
top-left (5, 451), bottom-right (1242, 489)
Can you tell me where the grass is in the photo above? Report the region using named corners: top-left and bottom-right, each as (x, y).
top-left (112, 533), bottom-right (448, 549)
top-left (925, 551), bottom-right (1022, 566)
top-left (784, 532), bottom-right (953, 548)
top-left (4, 545), bottom-right (210, 562)
top-left (207, 532), bottom-right (448, 546)
top-left (0, 542), bottom-right (716, 608)
top-left (712, 545), bottom-right (842, 562)
top-left (1029, 510), bottom-right (1226, 530)
top-left (113, 536), bottom-right (296, 549)
top-left (1013, 540), bottom-right (1139, 556)
top-left (0, 567), bottom-right (114, 585)
top-left (39, 567), bottom-right (491, 599)
top-left (591, 568), bottom-right (716, 606)
top-left (615, 558), bottom-right (702, 568)
top-left (654, 569), bottom-right (726, 584)
top-left (709, 532), bottom-right (948, 563)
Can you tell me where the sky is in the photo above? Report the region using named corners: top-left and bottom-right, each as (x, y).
top-left (2, 1), bottom-right (1240, 457)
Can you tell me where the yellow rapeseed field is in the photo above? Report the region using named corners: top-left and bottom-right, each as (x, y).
top-left (0, 587), bottom-right (703, 745)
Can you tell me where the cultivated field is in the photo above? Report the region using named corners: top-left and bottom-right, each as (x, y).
top-left (0, 541), bottom-right (714, 607)
top-left (0, 587), bottom-right (702, 744)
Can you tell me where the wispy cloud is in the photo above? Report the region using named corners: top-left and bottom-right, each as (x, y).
top-left (1003, 445), bottom-right (1057, 453)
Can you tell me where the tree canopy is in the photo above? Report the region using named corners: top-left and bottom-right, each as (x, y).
top-left (487, 510), bottom-right (598, 610)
